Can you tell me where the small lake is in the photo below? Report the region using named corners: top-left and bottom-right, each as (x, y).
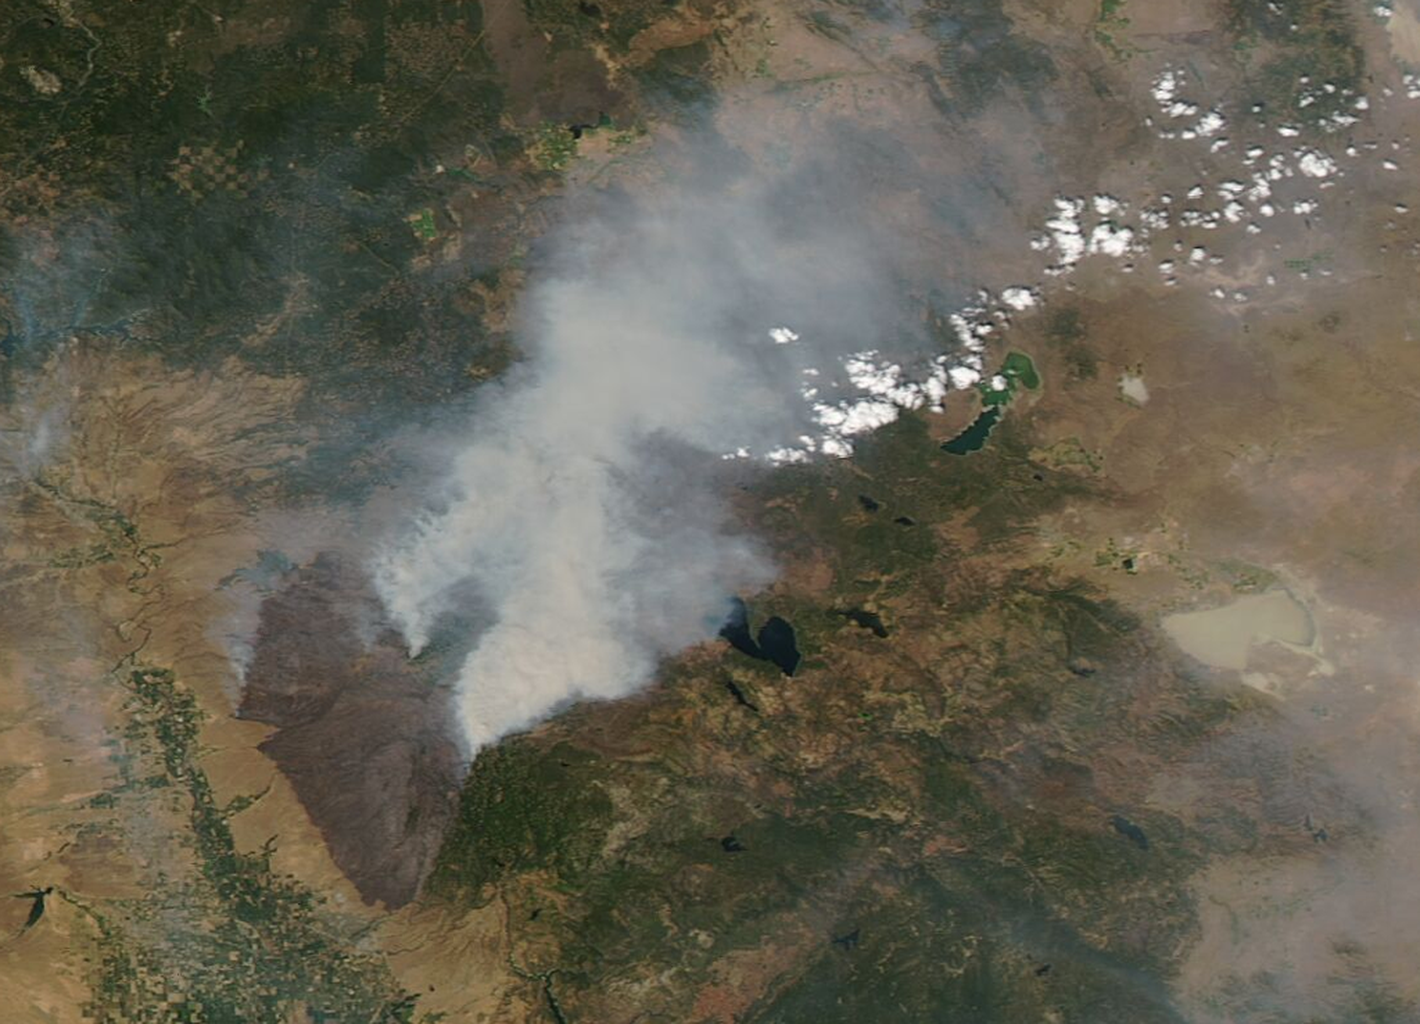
top-left (721, 598), bottom-right (801, 676)
top-left (941, 406), bottom-right (1001, 455)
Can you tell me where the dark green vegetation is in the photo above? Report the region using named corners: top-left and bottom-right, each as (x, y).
top-left (79, 668), bottom-right (423, 1024)
top-left (525, 0), bottom-right (677, 55)
top-left (1095, 0), bottom-right (1133, 59)
top-left (0, 0), bottom-right (525, 507)
top-left (431, 741), bottom-right (615, 901)
top-left (32, 479), bottom-right (163, 590)
top-left (635, 39), bottom-right (718, 110)
top-left (0, 0), bottom-right (696, 499)
top-left (1045, 307), bottom-right (1099, 383)
top-left (0, 0), bottom-right (497, 369)
top-left (1227, 0), bottom-right (1364, 122)
top-left (916, 0), bottom-right (1055, 113)
top-left (431, 411), bottom-right (1270, 1021)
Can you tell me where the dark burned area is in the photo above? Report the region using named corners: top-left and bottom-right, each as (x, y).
top-left (238, 552), bottom-right (463, 907)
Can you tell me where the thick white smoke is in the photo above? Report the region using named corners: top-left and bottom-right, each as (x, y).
top-left (373, 171), bottom-right (936, 750)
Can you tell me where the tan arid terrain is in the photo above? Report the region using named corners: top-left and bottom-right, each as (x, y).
top-left (0, 352), bottom-right (367, 1012)
top-left (3, 0), bottom-right (1420, 1021)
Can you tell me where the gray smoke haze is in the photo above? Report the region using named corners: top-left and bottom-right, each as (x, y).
top-left (1173, 640), bottom-right (1420, 1022)
top-left (373, 149), bottom-right (951, 750)
top-left (0, 349), bottom-right (74, 485)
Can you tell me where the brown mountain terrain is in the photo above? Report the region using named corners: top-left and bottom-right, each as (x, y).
top-left (3, 0), bottom-right (1420, 1021)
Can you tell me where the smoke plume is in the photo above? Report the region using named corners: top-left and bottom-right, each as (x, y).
top-left (373, 153), bottom-right (949, 750)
